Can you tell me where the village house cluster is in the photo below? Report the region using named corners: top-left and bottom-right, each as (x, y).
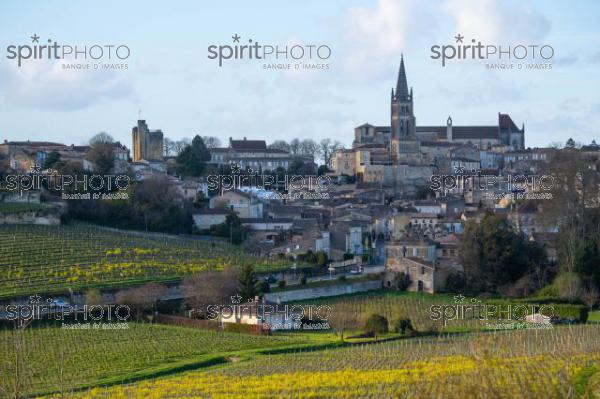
top-left (2, 55), bottom-right (598, 295)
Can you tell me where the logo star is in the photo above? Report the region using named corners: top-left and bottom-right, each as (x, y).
top-left (31, 34), bottom-right (40, 43)
top-left (230, 164), bottom-right (241, 174)
top-left (453, 294), bottom-right (465, 303)
top-left (230, 294), bottom-right (242, 304)
top-left (232, 34), bottom-right (241, 43)
top-left (453, 165), bottom-right (465, 174)
top-left (30, 164), bottom-right (41, 174)
top-left (29, 294), bottom-right (42, 304)
top-left (454, 34), bottom-right (464, 43)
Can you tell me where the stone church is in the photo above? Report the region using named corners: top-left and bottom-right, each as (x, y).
top-left (332, 55), bottom-right (525, 185)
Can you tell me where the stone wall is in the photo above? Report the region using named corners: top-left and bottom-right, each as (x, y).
top-left (265, 280), bottom-right (381, 302)
top-left (0, 210), bottom-right (60, 225)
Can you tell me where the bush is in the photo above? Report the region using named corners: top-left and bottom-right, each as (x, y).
top-left (338, 275), bottom-right (347, 282)
top-left (299, 275), bottom-right (307, 285)
top-left (486, 300), bottom-right (589, 323)
top-left (394, 318), bottom-right (414, 334)
top-left (445, 271), bottom-right (466, 293)
top-left (552, 304), bottom-right (589, 323)
top-left (277, 280), bottom-right (287, 289)
top-left (343, 253), bottom-right (354, 261)
top-left (394, 272), bottom-right (412, 291)
top-left (258, 281), bottom-right (270, 294)
top-left (316, 251), bottom-right (328, 268)
top-left (364, 314), bottom-right (388, 334)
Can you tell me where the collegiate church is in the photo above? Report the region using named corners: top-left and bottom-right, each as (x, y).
top-left (332, 56), bottom-right (525, 186)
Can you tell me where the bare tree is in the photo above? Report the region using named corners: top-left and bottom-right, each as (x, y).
top-left (182, 267), bottom-right (238, 319)
top-left (163, 138), bottom-right (176, 157)
top-left (89, 131), bottom-right (114, 145)
top-left (85, 289), bottom-right (103, 305)
top-left (289, 138), bottom-right (301, 155)
top-left (115, 283), bottom-right (168, 319)
top-left (299, 139), bottom-right (319, 156)
top-left (268, 140), bottom-right (290, 152)
top-left (87, 132), bottom-right (115, 174)
top-left (318, 139), bottom-right (344, 167)
top-left (581, 285), bottom-right (599, 309)
top-left (202, 136), bottom-right (222, 149)
top-left (172, 139), bottom-right (191, 155)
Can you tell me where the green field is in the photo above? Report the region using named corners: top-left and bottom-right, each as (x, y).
top-left (0, 224), bottom-right (292, 298)
top-left (45, 325), bottom-right (600, 399)
top-left (0, 322), bottom-right (323, 397)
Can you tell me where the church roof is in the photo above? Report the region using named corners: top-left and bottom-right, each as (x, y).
top-left (499, 113), bottom-right (522, 132)
top-left (417, 126), bottom-right (499, 140)
top-left (395, 56), bottom-right (410, 100)
top-left (2, 141), bottom-right (66, 147)
top-left (229, 138), bottom-right (267, 151)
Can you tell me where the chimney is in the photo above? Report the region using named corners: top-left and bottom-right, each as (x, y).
top-left (243, 136), bottom-right (247, 141)
top-left (446, 116), bottom-right (453, 142)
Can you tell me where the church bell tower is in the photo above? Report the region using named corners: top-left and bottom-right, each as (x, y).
top-left (390, 55), bottom-right (418, 163)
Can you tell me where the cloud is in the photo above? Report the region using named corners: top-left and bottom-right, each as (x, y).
top-left (339, 0), bottom-right (437, 78)
top-left (441, 0), bottom-right (551, 43)
top-left (0, 59), bottom-right (134, 111)
top-left (589, 51), bottom-right (600, 64)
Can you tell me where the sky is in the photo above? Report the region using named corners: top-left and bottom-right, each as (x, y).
top-left (0, 0), bottom-right (599, 149)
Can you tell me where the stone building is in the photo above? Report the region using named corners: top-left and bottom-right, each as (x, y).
top-left (132, 120), bottom-right (164, 162)
top-left (209, 137), bottom-right (313, 171)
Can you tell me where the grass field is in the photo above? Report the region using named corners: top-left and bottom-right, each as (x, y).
top-left (0, 224), bottom-right (292, 298)
top-left (0, 322), bottom-right (323, 397)
top-left (589, 311), bottom-right (600, 322)
top-left (43, 325), bottom-right (600, 399)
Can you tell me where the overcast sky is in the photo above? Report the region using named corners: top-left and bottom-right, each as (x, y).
top-left (0, 0), bottom-right (599, 149)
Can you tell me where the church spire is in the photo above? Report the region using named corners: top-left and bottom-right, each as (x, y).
top-left (395, 54), bottom-right (409, 100)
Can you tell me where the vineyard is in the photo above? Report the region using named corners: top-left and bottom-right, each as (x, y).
top-left (0, 224), bottom-right (292, 298)
top-left (300, 290), bottom-right (483, 332)
top-left (0, 322), bottom-right (314, 397)
top-left (45, 325), bottom-right (600, 399)
top-left (0, 203), bottom-right (51, 214)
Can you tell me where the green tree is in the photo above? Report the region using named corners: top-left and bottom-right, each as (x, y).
top-left (444, 271), bottom-right (466, 293)
top-left (364, 314), bottom-right (388, 335)
top-left (317, 165), bottom-right (330, 176)
top-left (209, 212), bottom-right (247, 244)
top-left (460, 213), bottom-right (546, 293)
top-left (393, 272), bottom-right (412, 291)
top-left (43, 151), bottom-right (61, 169)
top-left (316, 251), bottom-right (328, 268)
top-left (238, 263), bottom-right (258, 301)
top-left (394, 318), bottom-right (414, 335)
top-left (176, 135), bottom-right (211, 177)
top-left (574, 239), bottom-right (600, 287)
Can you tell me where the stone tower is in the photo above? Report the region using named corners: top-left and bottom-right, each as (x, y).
top-left (390, 55), bottom-right (419, 163)
top-left (132, 120), bottom-right (164, 161)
